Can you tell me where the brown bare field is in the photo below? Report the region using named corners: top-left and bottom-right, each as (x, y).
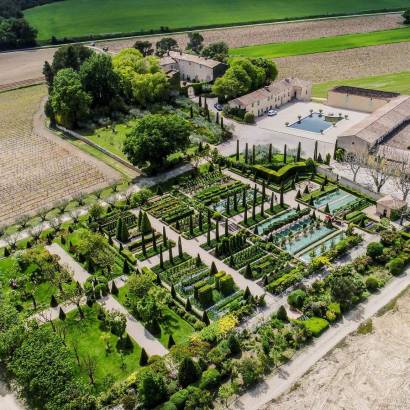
top-left (276, 42), bottom-right (410, 83)
top-left (0, 85), bottom-right (120, 226)
top-left (263, 287), bottom-right (410, 410)
top-left (0, 47), bottom-right (56, 86)
top-left (98, 14), bottom-right (404, 52)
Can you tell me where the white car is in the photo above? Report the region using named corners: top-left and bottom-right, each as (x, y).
top-left (267, 109), bottom-right (278, 116)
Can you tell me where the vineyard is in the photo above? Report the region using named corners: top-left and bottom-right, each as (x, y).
top-left (0, 85), bottom-right (119, 226)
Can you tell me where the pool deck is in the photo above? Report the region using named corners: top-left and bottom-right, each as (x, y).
top-left (255, 101), bottom-right (368, 143)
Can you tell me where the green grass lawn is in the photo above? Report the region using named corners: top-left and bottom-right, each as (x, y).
top-left (117, 284), bottom-right (194, 347)
top-left (230, 27), bottom-right (410, 58)
top-left (59, 304), bottom-right (142, 391)
top-left (25, 0), bottom-right (410, 41)
top-left (312, 71), bottom-right (410, 98)
top-left (0, 255), bottom-right (61, 312)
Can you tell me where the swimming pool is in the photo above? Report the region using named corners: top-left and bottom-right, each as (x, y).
top-left (299, 231), bottom-right (345, 262)
top-left (289, 113), bottom-right (334, 133)
top-left (314, 189), bottom-right (358, 213)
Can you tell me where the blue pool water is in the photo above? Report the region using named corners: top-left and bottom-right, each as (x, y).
top-left (255, 209), bottom-right (297, 235)
top-left (284, 225), bottom-right (335, 255)
top-left (299, 231), bottom-right (345, 262)
top-left (289, 113), bottom-right (333, 133)
top-left (314, 189), bottom-right (357, 213)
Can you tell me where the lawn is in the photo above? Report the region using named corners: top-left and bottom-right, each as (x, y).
top-left (59, 304), bottom-right (142, 391)
top-left (230, 27), bottom-right (410, 58)
top-left (0, 255), bottom-right (62, 312)
top-left (117, 284), bottom-right (194, 348)
top-left (25, 0), bottom-right (410, 41)
top-left (312, 71), bottom-right (410, 98)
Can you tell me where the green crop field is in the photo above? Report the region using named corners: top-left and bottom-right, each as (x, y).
top-left (230, 27), bottom-right (410, 58)
top-left (25, 0), bottom-right (410, 41)
top-left (312, 71), bottom-right (410, 98)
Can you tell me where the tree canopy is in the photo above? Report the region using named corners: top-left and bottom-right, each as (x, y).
top-left (212, 57), bottom-right (278, 100)
top-left (112, 48), bottom-right (169, 106)
top-left (202, 41), bottom-right (229, 62)
top-left (123, 113), bottom-right (191, 171)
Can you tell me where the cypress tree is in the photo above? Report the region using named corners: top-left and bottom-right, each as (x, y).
top-left (280, 187), bottom-right (284, 206)
top-left (210, 261), bottom-right (218, 275)
top-left (252, 201), bottom-right (256, 220)
top-left (253, 184), bottom-right (257, 204)
top-left (207, 226), bottom-right (211, 246)
top-left (152, 229), bottom-right (157, 251)
top-left (216, 111), bottom-right (219, 124)
top-left (268, 143), bottom-right (272, 163)
top-left (233, 192), bottom-right (238, 211)
top-left (236, 140), bottom-right (240, 161)
top-left (225, 218), bottom-right (229, 237)
top-left (244, 204), bottom-right (248, 224)
top-left (171, 284), bottom-right (176, 298)
top-left (176, 219), bottom-right (180, 231)
top-left (227, 333), bottom-right (241, 354)
top-left (242, 188), bottom-right (246, 208)
top-left (244, 286), bottom-right (251, 300)
top-left (198, 211), bottom-right (203, 231)
top-left (202, 311), bottom-right (210, 325)
top-left (168, 334), bottom-right (176, 348)
top-left (178, 356), bottom-right (200, 387)
top-left (207, 209), bottom-right (211, 226)
top-left (220, 116), bottom-right (224, 129)
top-left (333, 140), bottom-right (338, 160)
top-left (314, 140), bottom-right (318, 161)
top-left (59, 307), bottom-right (66, 321)
top-left (189, 214), bottom-right (194, 236)
top-left (178, 236), bottom-right (183, 258)
top-left (312, 210), bottom-right (317, 220)
top-left (297, 203), bottom-right (301, 211)
top-left (138, 210), bottom-right (143, 229)
top-left (245, 263), bottom-right (253, 279)
top-left (324, 203), bottom-right (330, 214)
top-left (283, 144), bottom-right (287, 164)
top-left (215, 222), bottom-right (220, 242)
top-left (141, 232), bottom-right (147, 256)
top-left (123, 259), bottom-right (130, 274)
top-left (199, 95), bottom-right (202, 107)
top-left (226, 195), bottom-right (230, 214)
top-left (116, 218), bottom-right (123, 241)
top-left (262, 180), bottom-right (266, 202)
top-left (245, 143), bottom-right (249, 163)
top-left (263, 274), bottom-right (269, 286)
top-left (111, 281), bottom-right (119, 295)
top-left (252, 144), bottom-right (256, 164)
top-left (296, 141), bottom-right (301, 161)
top-left (317, 153), bottom-right (323, 163)
top-left (277, 305), bottom-right (288, 322)
top-left (261, 199), bottom-right (264, 217)
top-left (196, 253), bottom-right (202, 267)
top-left (185, 297), bottom-right (192, 312)
top-left (309, 196), bottom-right (315, 206)
top-left (162, 226), bottom-right (167, 247)
top-left (50, 294), bottom-right (58, 307)
top-left (169, 246), bottom-right (174, 264)
top-left (141, 212), bottom-right (152, 234)
top-left (159, 245), bottom-right (164, 269)
top-left (139, 348), bottom-right (148, 366)
top-left (190, 105), bottom-right (193, 118)
top-left (270, 194), bottom-right (274, 211)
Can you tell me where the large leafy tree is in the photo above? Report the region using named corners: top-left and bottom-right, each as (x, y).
top-left (50, 68), bottom-right (92, 128)
top-left (186, 32), bottom-right (204, 54)
top-left (79, 53), bottom-right (119, 108)
top-left (123, 113), bottom-right (191, 171)
top-left (212, 57), bottom-right (278, 100)
top-left (0, 17), bottom-right (37, 50)
top-left (113, 48), bottom-right (169, 106)
top-left (133, 40), bottom-right (154, 56)
top-left (137, 369), bottom-right (167, 408)
top-left (202, 41), bottom-right (229, 62)
top-left (155, 37), bottom-right (178, 56)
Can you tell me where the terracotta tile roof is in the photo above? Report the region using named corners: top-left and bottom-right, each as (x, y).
top-left (167, 51), bottom-right (222, 68)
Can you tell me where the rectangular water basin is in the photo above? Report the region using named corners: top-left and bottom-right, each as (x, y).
top-left (299, 231), bottom-right (345, 263)
top-left (314, 189), bottom-right (357, 213)
top-left (289, 113), bottom-right (336, 133)
top-left (255, 208), bottom-right (297, 235)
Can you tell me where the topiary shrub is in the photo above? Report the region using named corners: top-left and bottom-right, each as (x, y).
top-left (277, 305), bottom-right (288, 321)
top-left (197, 284), bottom-right (213, 306)
top-left (387, 257), bottom-right (405, 276)
top-left (302, 317), bottom-right (329, 337)
top-left (365, 275), bottom-right (379, 291)
top-left (244, 112), bottom-right (255, 124)
top-left (366, 242), bottom-right (384, 259)
top-left (220, 274), bottom-right (234, 295)
top-left (199, 368), bottom-right (221, 390)
top-left (169, 388), bottom-right (190, 409)
top-left (287, 289), bottom-right (306, 309)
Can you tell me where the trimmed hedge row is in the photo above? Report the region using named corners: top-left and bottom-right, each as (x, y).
top-left (252, 162), bottom-right (306, 184)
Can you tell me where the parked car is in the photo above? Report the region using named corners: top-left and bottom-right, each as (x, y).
top-left (214, 103), bottom-right (223, 111)
top-left (267, 109), bottom-right (278, 116)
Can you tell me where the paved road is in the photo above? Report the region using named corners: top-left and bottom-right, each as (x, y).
top-left (232, 269), bottom-right (410, 410)
top-left (46, 243), bottom-right (168, 357)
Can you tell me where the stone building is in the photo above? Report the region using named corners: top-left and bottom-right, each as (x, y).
top-left (227, 78), bottom-right (312, 117)
top-left (160, 51), bottom-right (227, 83)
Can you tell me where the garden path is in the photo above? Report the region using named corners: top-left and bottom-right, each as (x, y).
top-left (45, 243), bottom-right (169, 356)
top-left (231, 266), bottom-right (410, 410)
